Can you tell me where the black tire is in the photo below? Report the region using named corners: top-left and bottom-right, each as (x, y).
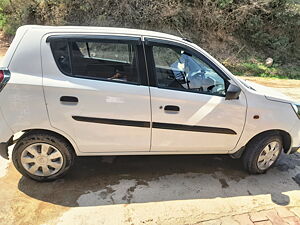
top-left (242, 133), bottom-right (283, 174)
top-left (12, 131), bottom-right (75, 182)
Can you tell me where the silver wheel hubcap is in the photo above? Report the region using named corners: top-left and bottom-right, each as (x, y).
top-left (21, 143), bottom-right (64, 177)
top-left (257, 141), bottom-right (281, 170)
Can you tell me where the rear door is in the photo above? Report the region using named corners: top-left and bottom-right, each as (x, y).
top-left (144, 38), bottom-right (247, 153)
top-left (41, 34), bottom-right (151, 153)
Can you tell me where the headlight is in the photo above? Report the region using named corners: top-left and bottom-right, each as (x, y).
top-left (291, 103), bottom-right (300, 119)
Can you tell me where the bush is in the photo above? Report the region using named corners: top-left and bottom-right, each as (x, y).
top-left (225, 61), bottom-right (300, 80)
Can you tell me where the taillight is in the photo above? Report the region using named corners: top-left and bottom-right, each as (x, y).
top-left (0, 68), bottom-right (10, 92)
top-left (0, 70), bottom-right (4, 83)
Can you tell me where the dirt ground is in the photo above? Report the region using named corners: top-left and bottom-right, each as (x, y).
top-left (0, 48), bottom-right (300, 225)
top-left (1, 148), bottom-right (300, 225)
top-left (0, 32), bottom-right (9, 58)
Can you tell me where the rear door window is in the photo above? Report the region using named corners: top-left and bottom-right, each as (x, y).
top-left (50, 37), bottom-right (141, 84)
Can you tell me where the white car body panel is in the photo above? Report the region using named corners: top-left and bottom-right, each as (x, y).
top-left (41, 33), bottom-right (151, 153)
top-left (0, 107), bottom-right (13, 141)
top-left (42, 58), bottom-right (151, 152)
top-left (0, 28), bottom-right (50, 136)
top-left (149, 87), bottom-right (247, 152)
top-left (0, 25), bottom-right (298, 157)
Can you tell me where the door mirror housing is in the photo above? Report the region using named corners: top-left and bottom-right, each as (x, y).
top-left (225, 84), bottom-right (241, 100)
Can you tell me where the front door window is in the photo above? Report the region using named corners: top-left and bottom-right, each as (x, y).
top-left (152, 45), bottom-right (227, 96)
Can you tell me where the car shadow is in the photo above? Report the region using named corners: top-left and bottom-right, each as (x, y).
top-left (18, 153), bottom-right (300, 207)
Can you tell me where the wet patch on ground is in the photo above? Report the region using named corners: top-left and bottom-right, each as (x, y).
top-left (17, 155), bottom-right (248, 206)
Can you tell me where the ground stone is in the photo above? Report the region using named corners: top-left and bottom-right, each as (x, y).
top-left (201, 219), bottom-right (221, 225)
top-left (253, 221), bottom-right (272, 225)
top-left (249, 211), bottom-right (268, 222)
top-left (275, 207), bottom-right (295, 218)
top-left (264, 209), bottom-right (288, 225)
top-left (219, 216), bottom-right (239, 225)
top-left (290, 208), bottom-right (300, 218)
top-left (282, 216), bottom-right (300, 225)
top-left (233, 214), bottom-right (254, 225)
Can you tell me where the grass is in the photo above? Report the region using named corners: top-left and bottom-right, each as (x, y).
top-left (224, 61), bottom-right (300, 80)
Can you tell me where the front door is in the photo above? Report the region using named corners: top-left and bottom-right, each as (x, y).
top-left (42, 34), bottom-right (151, 153)
top-left (145, 38), bottom-right (247, 153)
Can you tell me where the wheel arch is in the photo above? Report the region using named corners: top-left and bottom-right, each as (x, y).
top-left (231, 129), bottom-right (292, 159)
top-left (246, 129), bottom-right (291, 154)
top-left (18, 128), bottom-right (79, 155)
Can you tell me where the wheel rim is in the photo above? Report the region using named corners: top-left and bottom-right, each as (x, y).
top-left (21, 143), bottom-right (64, 177)
top-left (257, 141), bottom-right (281, 170)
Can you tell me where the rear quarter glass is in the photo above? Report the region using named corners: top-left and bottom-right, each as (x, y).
top-left (1, 26), bottom-right (28, 68)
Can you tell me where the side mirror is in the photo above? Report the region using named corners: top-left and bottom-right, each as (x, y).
top-left (225, 84), bottom-right (241, 100)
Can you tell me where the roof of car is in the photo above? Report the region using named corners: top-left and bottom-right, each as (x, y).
top-left (22, 25), bottom-right (184, 41)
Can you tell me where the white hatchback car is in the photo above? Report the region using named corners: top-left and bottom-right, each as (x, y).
top-left (0, 25), bottom-right (299, 181)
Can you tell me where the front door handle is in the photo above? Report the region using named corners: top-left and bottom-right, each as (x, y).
top-left (164, 105), bottom-right (180, 112)
top-left (60, 96), bottom-right (79, 103)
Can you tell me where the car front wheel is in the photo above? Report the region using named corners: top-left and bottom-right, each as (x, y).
top-left (242, 134), bottom-right (283, 174)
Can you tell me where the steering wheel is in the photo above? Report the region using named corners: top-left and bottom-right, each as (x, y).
top-left (186, 71), bottom-right (205, 91)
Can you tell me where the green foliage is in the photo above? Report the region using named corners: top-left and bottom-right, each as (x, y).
top-left (0, 11), bottom-right (6, 29)
top-left (217, 0), bottom-right (233, 9)
top-left (0, 0), bottom-right (8, 30)
top-left (226, 61), bottom-right (300, 80)
top-left (238, 0), bottom-right (300, 64)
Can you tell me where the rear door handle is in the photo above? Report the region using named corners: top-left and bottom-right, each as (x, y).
top-left (60, 96), bottom-right (79, 103)
top-left (164, 105), bottom-right (180, 112)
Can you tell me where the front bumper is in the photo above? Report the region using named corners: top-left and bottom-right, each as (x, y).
top-left (289, 122), bottom-right (300, 154)
top-left (0, 136), bottom-right (13, 159)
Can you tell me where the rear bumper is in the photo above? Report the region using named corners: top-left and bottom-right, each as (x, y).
top-left (0, 136), bottom-right (13, 159)
top-left (0, 107), bottom-right (14, 159)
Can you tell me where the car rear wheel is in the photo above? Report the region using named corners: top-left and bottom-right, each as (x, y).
top-left (12, 131), bottom-right (75, 181)
top-left (242, 134), bottom-right (283, 174)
